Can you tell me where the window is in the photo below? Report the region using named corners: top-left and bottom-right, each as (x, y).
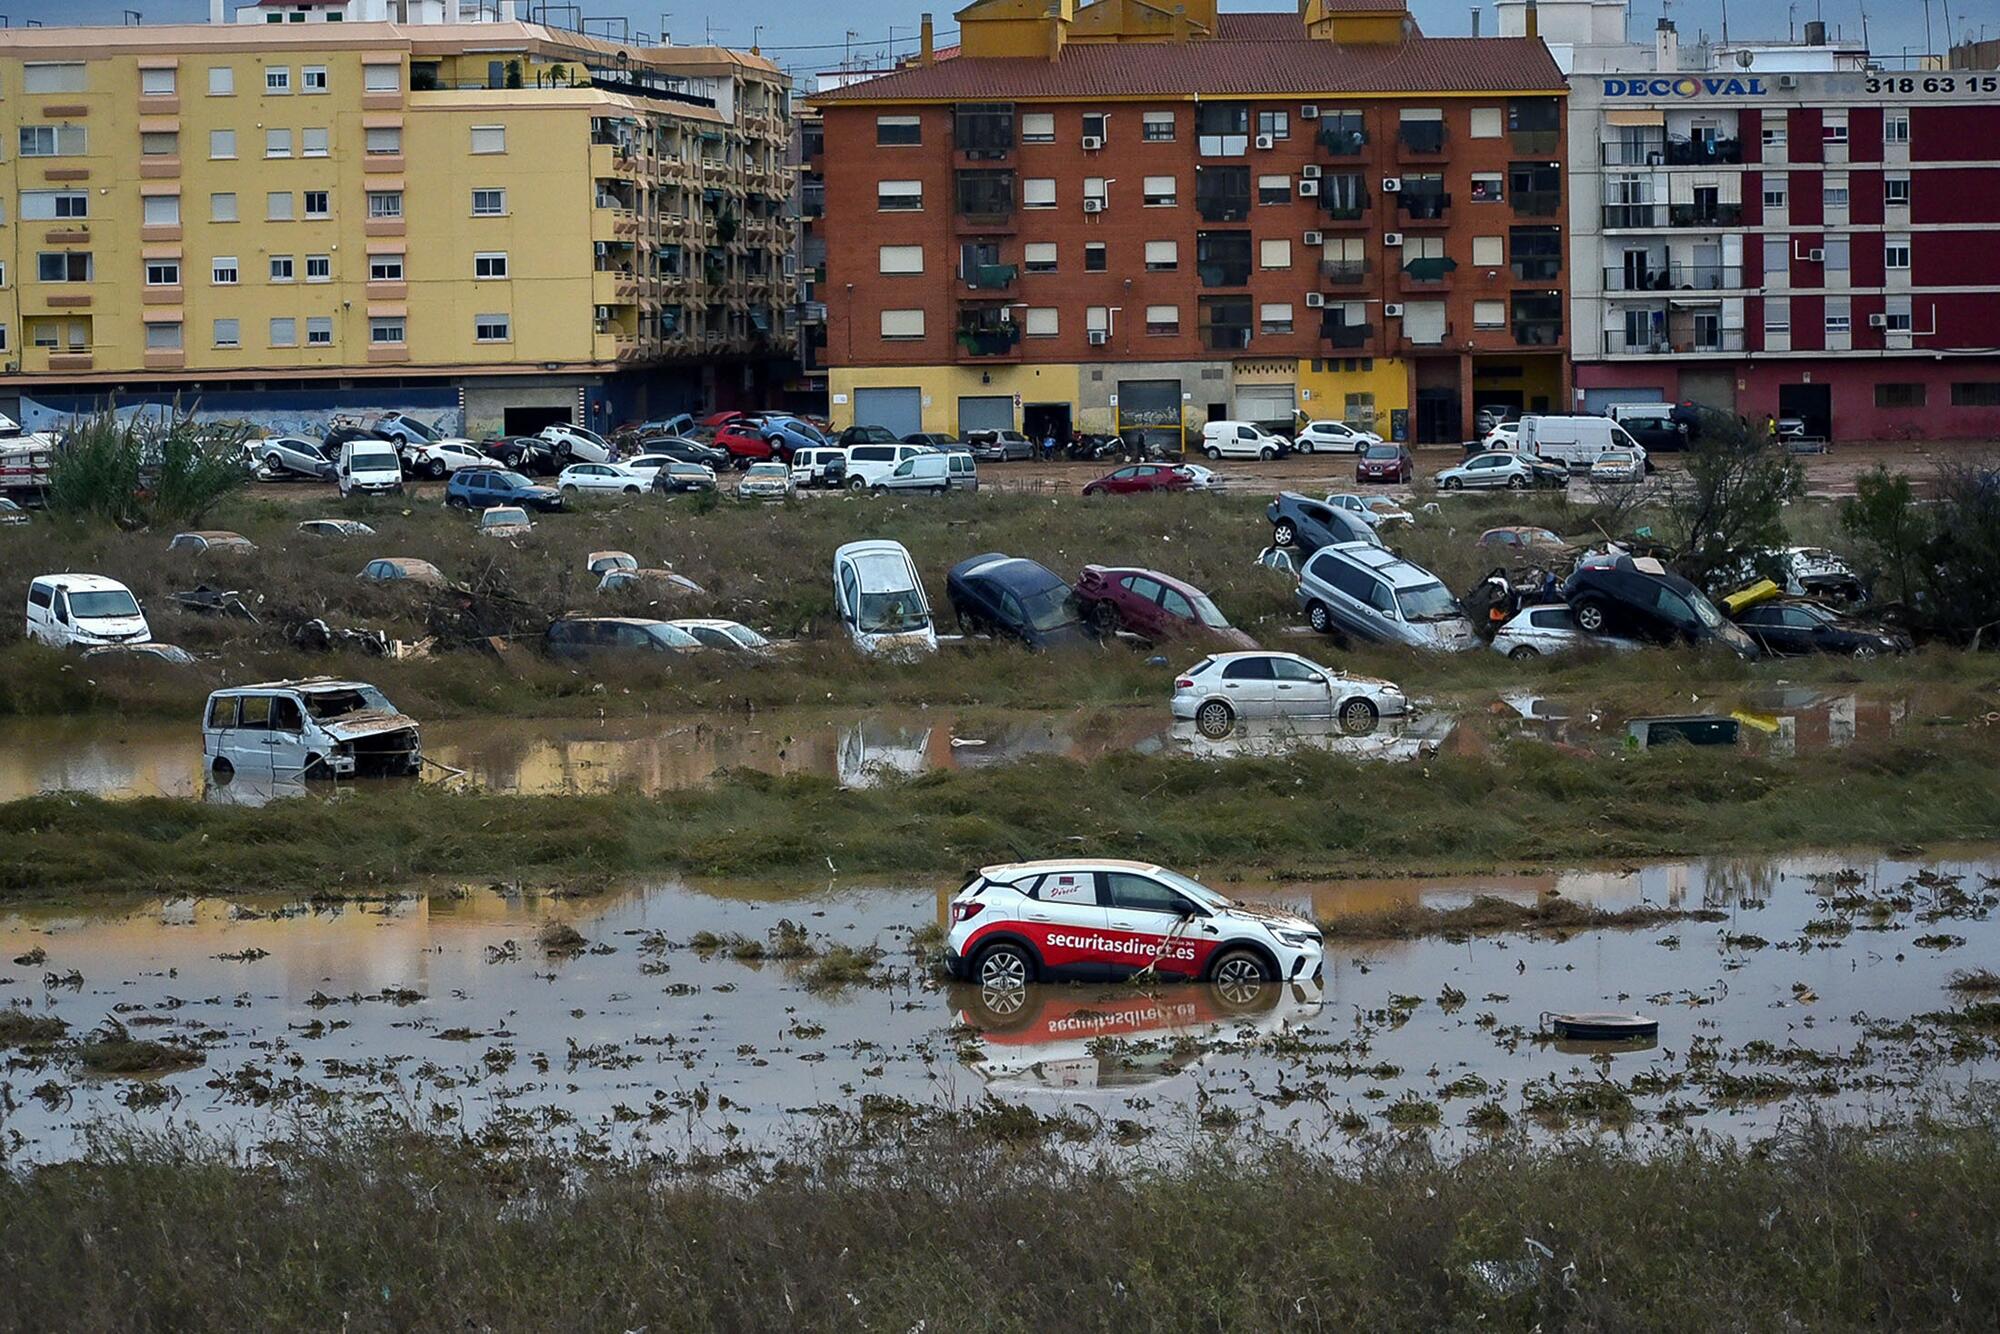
top-left (1195, 165), bottom-right (1251, 221)
top-left (1823, 174), bottom-right (1849, 209)
top-left (1143, 176), bottom-right (1177, 207)
top-left (474, 313), bottom-right (511, 342)
top-left (135, 71), bottom-right (170, 100)
top-left (470, 125), bottom-right (506, 154)
top-left (1024, 308), bottom-right (1058, 337)
top-left (1762, 174), bottom-right (1787, 209)
top-left (473, 252), bottom-right (509, 280)
top-left (879, 308), bottom-right (925, 339)
top-left (470, 189), bottom-right (505, 216)
top-left (19, 125), bottom-right (87, 157)
top-left (23, 63), bottom-right (86, 93)
top-left (368, 317), bottom-right (405, 345)
top-left (1884, 112), bottom-right (1909, 146)
top-left (266, 129), bottom-right (292, 158)
top-left (302, 128), bottom-right (329, 157)
top-left (302, 190), bottom-right (329, 219)
top-left (36, 253), bottom-right (92, 283)
top-left (145, 322), bottom-right (183, 351)
top-left (1085, 243), bottom-right (1107, 272)
top-left (140, 131), bottom-right (179, 158)
top-left (879, 245), bottom-right (924, 275)
top-left (269, 255), bottom-right (295, 282)
top-left (1145, 305), bottom-right (1179, 335)
top-left (1023, 178), bottom-right (1056, 209)
top-left (266, 67), bottom-right (291, 94)
top-left (1876, 383), bottom-right (1924, 408)
top-left (1023, 242), bottom-right (1057, 274)
top-left (213, 318), bottom-right (240, 348)
top-left (369, 255), bottom-right (404, 282)
top-left (208, 66), bottom-right (235, 95)
top-left (1764, 296), bottom-right (1790, 333)
top-left (1469, 106), bottom-right (1503, 138)
top-left (20, 192), bottom-right (88, 220)
top-left (210, 129), bottom-right (237, 159)
top-left (269, 317), bottom-right (297, 347)
top-left (1257, 174), bottom-right (1291, 205)
top-left (364, 64), bottom-right (399, 93)
top-left (1469, 172), bottom-right (1504, 203)
top-left (306, 316), bottom-right (333, 346)
top-left (1763, 237), bottom-right (1788, 278)
top-left (369, 191), bottom-right (404, 219)
top-left (267, 192), bottom-right (294, 221)
top-left (1824, 238), bottom-right (1850, 271)
top-left (211, 192), bottom-right (238, 222)
top-left (1885, 296), bottom-right (1912, 332)
top-left (877, 179), bottom-right (922, 211)
top-left (1824, 116), bottom-right (1848, 145)
top-left (145, 260), bottom-right (180, 286)
top-left (1259, 302), bottom-right (1294, 335)
top-left (1086, 306), bottom-right (1109, 335)
top-left (1082, 112), bottom-right (1109, 143)
top-left (1142, 110), bottom-right (1175, 142)
top-left (1885, 237), bottom-right (1911, 270)
top-left (302, 65), bottom-right (328, 93)
top-left (1021, 112), bottom-right (1055, 144)
top-left (1825, 304), bottom-right (1851, 336)
top-left (141, 195), bottom-right (180, 227)
top-left (1144, 240), bottom-right (1178, 272)
top-left (306, 254), bottom-right (330, 282)
top-left (1256, 108), bottom-right (1289, 141)
top-left (876, 115), bottom-right (921, 146)
top-left (1762, 125), bottom-right (1787, 150)
top-left (1951, 382), bottom-right (2000, 407)
top-left (1084, 177), bottom-right (1108, 208)
top-left (213, 257), bottom-right (239, 284)
top-left (365, 126), bottom-right (401, 155)
top-left (1473, 299), bottom-right (1506, 329)
top-left (1885, 175), bottom-right (1911, 207)
top-left (1471, 235), bottom-right (1503, 267)
top-left (1259, 238), bottom-right (1291, 270)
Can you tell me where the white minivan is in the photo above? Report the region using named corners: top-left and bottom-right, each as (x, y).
top-left (833, 540), bottom-right (937, 657)
top-left (203, 678), bottom-right (422, 780)
top-left (874, 453), bottom-right (977, 493)
top-left (1516, 416), bottom-right (1648, 472)
top-left (844, 443), bottom-right (931, 490)
top-left (337, 439), bottom-right (406, 497)
top-left (1200, 421), bottom-right (1291, 461)
top-left (26, 574), bottom-right (152, 649)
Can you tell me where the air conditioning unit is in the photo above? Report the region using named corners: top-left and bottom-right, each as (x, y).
top-left (1868, 312), bottom-right (1888, 328)
top-left (1300, 104), bottom-right (1320, 120)
top-left (1778, 74), bottom-right (1799, 89)
top-left (1381, 177), bottom-right (1403, 193)
top-left (595, 305), bottom-right (613, 321)
top-left (1298, 179), bottom-right (1320, 197)
top-left (1305, 292), bottom-right (1326, 308)
top-left (1083, 198), bottom-right (1105, 213)
top-left (1081, 135), bottom-right (1105, 151)
top-left (1384, 302), bottom-right (1405, 317)
top-left (1303, 230), bottom-right (1324, 246)
top-left (1383, 232), bottom-right (1405, 247)
top-left (1301, 164), bottom-right (1322, 179)
top-left (1088, 329), bottom-right (1109, 345)
top-left (1808, 247), bottom-right (1825, 261)
top-left (998, 306), bottom-right (1012, 322)
top-left (1255, 134), bottom-right (1276, 150)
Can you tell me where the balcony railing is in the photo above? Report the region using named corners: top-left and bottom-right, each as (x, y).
top-left (1317, 122), bottom-right (1368, 155)
top-left (1598, 136), bottom-right (1742, 166)
top-left (1321, 320), bottom-right (1371, 348)
top-left (1609, 328), bottom-right (1746, 355)
top-left (957, 325), bottom-right (1022, 357)
top-left (1200, 324), bottom-right (1252, 351)
top-left (1511, 129), bottom-right (1560, 154)
top-left (965, 263), bottom-right (1018, 291)
top-left (1668, 203), bottom-right (1744, 227)
top-left (1602, 204), bottom-right (1665, 228)
top-left (1511, 190), bottom-right (1561, 217)
top-left (1317, 190), bottom-right (1370, 220)
top-left (1398, 192), bottom-right (1451, 222)
top-left (1398, 122), bottom-right (1447, 155)
top-left (1320, 259), bottom-right (1370, 283)
top-left (1603, 264), bottom-right (1745, 292)
top-left (1511, 319), bottom-right (1564, 347)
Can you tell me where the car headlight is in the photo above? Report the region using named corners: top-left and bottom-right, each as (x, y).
top-left (1272, 928), bottom-right (1319, 948)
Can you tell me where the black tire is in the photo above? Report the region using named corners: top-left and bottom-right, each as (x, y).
top-left (1853, 645), bottom-right (1878, 660)
top-left (1208, 947), bottom-right (1274, 995)
top-left (560, 485), bottom-right (579, 497)
top-left (427, 458), bottom-right (447, 480)
top-left (1509, 645), bottom-right (1540, 661)
top-left (1307, 601), bottom-right (1335, 636)
top-left (1259, 446), bottom-right (1275, 461)
top-left (623, 486), bottom-right (641, 495)
top-left (1338, 697), bottom-right (1379, 736)
top-left (1296, 439), bottom-right (1314, 454)
top-left (1507, 475), bottom-right (1527, 490)
top-left (1574, 600), bottom-right (1608, 634)
top-left (1195, 698), bottom-right (1235, 739)
top-left (446, 494), bottom-right (469, 509)
top-left (210, 757), bottom-right (235, 782)
top-left (1204, 446), bottom-right (1222, 460)
top-left (1087, 600), bottom-right (1120, 635)
top-left (1273, 520), bottom-right (1298, 548)
top-left (263, 452), bottom-right (284, 472)
top-left (1443, 476), bottom-right (1463, 491)
top-left (848, 476), bottom-right (868, 492)
top-left (974, 940), bottom-right (1035, 988)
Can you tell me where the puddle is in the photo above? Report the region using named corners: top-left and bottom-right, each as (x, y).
top-left (3, 849), bottom-right (1996, 1162)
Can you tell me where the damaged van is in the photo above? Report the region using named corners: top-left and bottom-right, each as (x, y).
top-left (202, 678), bottom-right (422, 781)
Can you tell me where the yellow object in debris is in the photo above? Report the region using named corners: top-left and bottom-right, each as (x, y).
top-left (1721, 579), bottom-right (1782, 617)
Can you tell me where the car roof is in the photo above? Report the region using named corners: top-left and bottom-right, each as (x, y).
top-left (951, 553), bottom-right (1059, 589)
top-left (557, 616), bottom-right (671, 629)
top-left (667, 618), bottom-right (744, 631)
top-left (179, 530), bottom-right (247, 540)
top-left (377, 557), bottom-right (440, 571)
top-left (34, 573), bottom-right (132, 593)
top-left (980, 858), bottom-right (1167, 880)
top-left (215, 676), bottom-right (377, 696)
top-left (1318, 541), bottom-right (1438, 587)
top-left (1201, 650), bottom-right (1311, 667)
top-left (1081, 564), bottom-right (1202, 598)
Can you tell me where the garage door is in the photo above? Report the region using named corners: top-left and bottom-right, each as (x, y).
top-left (957, 394), bottom-right (1015, 435)
top-left (853, 387), bottom-right (922, 439)
top-left (1235, 384), bottom-right (1297, 432)
top-left (1581, 387), bottom-right (1666, 414)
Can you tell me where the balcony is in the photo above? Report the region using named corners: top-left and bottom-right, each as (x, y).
top-left (1609, 328), bottom-right (1746, 356)
top-left (1320, 259), bottom-right (1370, 284)
top-left (1604, 264), bottom-right (1745, 292)
top-left (1511, 191), bottom-right (1560, 218)
top-left (1399, 324), bottom-right (1453, 351)
top-left (1510, 129), bottom-right (1560, 155)
top-left (1317, 190), bottom-right (1370, 222)
top-left (1398, 192), bottom-right (1451, 224)
top-left (956, 323), bottom-right (1022, 358)
top-left (1397, 122), bottom-right (1447, 157)
top-left (964, 263), bottom-right (1018, 292)
top-left (1511, 319), bottom-right (1564, 347)
top-left (1668, 203), bottom-right (1743, 227)
top-left (1602, 204), bottom-right (1665, 228)
top-left (1200, 324), bottom-right (1252, 352)
top-left (1321, 319), bottom-right (1371, 349)
top-left (1317, 120), bottom-right (1368, 156)
top-left (1400, 256), bottom-right (1457, 285)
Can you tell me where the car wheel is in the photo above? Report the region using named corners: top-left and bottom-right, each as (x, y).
top-left (1509, 645), bottom-right (1540, 661)
top-left (1087, 601), bottom-right (1120, 635)
top-left (263, 452), bottom-right (285, 471)
top-left (1296, 439), bottom-right (1314, 454)
top-left (848, 477), bottom-right (868, 492)
top-left (425, 459), bottom-right (446, 480)
top-left (975, 940), bottom-right (1035, 988)
top-left (1574, 600), bottom-right (1608, 634)
top-left (1853, 645), bottom-right (1878, 660)
top-left (1208, 947), bottom-right (1274, 997)
top-left (446, 494), bottom-right (468, 509)
top-left (1259, 446), bottom-right (1275, 461)
top-left (1443, 477), bottom-right (1463, 491)
top-left (1338, 697), bottom-right (1379, 736)
top-left (1204, 446), bottom-right (1222, 460)
top-left (1273, 520), bottom-right (1298, 547)
top-left (1307, 601), bottom-right (1334, 636)
top-left (1507, 475), bottom-right (1527, 490)
top-left (560, 485), bottom-right (578, 496)
top-left (623, 486), bottom-right (641, 495)
top-left (871, 484), bottom-right (887, 494)
top-left (1195, 699), bottom-right (1235, 739)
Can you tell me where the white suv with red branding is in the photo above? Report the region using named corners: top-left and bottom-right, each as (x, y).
top-left (945, 859), bottom-right (1324, 989)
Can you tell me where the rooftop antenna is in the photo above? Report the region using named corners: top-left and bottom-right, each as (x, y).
top-left (1920, 0), bottom-right (1932, 55)
top-left (123, 8), bottom-right (141, 23)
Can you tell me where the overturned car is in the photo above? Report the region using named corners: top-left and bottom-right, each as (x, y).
top-left (202, 678), bottom-right (422, 781)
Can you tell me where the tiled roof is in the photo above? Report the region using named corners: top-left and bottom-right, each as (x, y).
top-left (814, 36), bottom-right (1563, 102)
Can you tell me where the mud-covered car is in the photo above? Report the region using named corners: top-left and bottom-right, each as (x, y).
top-left (946, 553), bottom-right (1092, 651)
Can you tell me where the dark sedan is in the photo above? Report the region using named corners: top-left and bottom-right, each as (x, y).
top-left (945, 552), bottom-right (1093, 651)
top-left (1562, 553), bottom-right (1758, 658)
top-left (1073, 565), bottom-right (1256, 648)
top-left (1082, 463), bottom-right (1193, 496)
top-left (1732, 601), bottom-right (1910, 658)
top-left (637, 435), bottom-right (730, 469)
top-left (486, 436), bottom-right (561, 475)
top-left (1356, 443), bottom-right (1415, 484)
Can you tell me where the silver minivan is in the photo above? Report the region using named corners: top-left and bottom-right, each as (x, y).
top-left (203, 678), bottom-right (422, 780)
top-left (1294, 542), bottom-right (1477, 651)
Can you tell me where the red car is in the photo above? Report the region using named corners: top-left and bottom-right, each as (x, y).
top-left (1081, 463), bottom-right (1194, 497)
top-left (713, 418), bottom-right (776, 467)
top-left (1072, 565), bottom-right (1258, 647)
top-left (1356, 443), bottom-right (1415, 484)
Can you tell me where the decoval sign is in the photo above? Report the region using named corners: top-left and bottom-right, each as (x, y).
top-left (1602, 76), bottom-right (1768, 97)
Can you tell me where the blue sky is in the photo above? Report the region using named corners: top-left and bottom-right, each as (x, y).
top-left (11, 1), bottom-right (1975, 81)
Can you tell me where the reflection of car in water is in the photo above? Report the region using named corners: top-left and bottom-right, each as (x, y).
top-left (952, 979), bottom-right (1322, 1094)
top-left (1157, 713), bottom-right (1450, 763)
top-left (203, 769), bottom-right (310, 808)
top-left (836, 722), bottom-right (933, 788)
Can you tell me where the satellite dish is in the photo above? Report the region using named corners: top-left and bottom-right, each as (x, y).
top-left (1737, 49), bottom-right (1755, 67)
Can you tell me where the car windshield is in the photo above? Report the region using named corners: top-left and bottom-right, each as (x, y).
top-left (1187, 592), bottom-right (1231, 629)
top-left (723, 624), bottom-right (771, 648)
top-left (747, 463), bottom-right (786, 477)
top-left (493, 471), bottom-right (532, 488)
top-left (1365, 445), bottom-right (1399, 460)
top-left (1395, 581), bottom-right (1460, 622)
top-left (671, 463), bottom-right (705, 476)
top-left (1153, 867), bottom-right (1234, 911)
top-left (646, 624), bottom-right (702, 648)
top-left (302, 685), bottom-right (395, 720)
top-left (1018, 583), bottom-right (1078, 633)
top-left (400, 418), bottom-right (441, 441)
top-left (481, 509), bottom-right (528, 529)
top-left (856, 591), bottom-right (928, 634)
top-left (1687, 589), bottom-right (1724, 628)
top-left (571, 427), bottom-right (609, 447)
top-left (69, 589), bottom-right (142, 619)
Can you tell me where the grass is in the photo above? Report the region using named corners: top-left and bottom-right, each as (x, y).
top-left (2, 728), bottom-right (1998, 900)
top-left (1318, 894), bottom-right (1726, 941)
top-left (75, 1023), bottom-right (204, 1074)
top-left (4, 1110), bottom-right (2000, 1330)
top-left (0, 1008), bottom-right (67, 1047)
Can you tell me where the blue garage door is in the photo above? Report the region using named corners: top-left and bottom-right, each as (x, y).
top-left (853, 387), bottom-right (922, 439)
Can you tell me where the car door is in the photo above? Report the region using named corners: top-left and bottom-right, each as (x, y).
top-left (1099, 872), bottom-right (1211, 979)
top-left (1269, 655), bottom-right (1334, 718)
top-left (1011, 871), bottom-right (1110, 980)
top-left (233, 693), bottom-right (281, 772)
top-left (1121, 574), bottom-right (1168, 639)
top-left (204, 694), bottom-right (239, 766)
top-left (1154, 582), bottom-right (1201, 639)
top-left (266, 694), bottom-right (311, 773)
top-left (1217, 655), bottom-right (1277, 716)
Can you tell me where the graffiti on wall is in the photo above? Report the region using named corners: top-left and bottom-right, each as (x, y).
top-left (17, 390), bottom-right (464, 441)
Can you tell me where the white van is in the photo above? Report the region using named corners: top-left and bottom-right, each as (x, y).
top-left (1516, 415), bottom-right (1648, 471)
top-left (843, 443), bottom-right (930, 490)
top-left (27, 574), bottom-right (152, 649)
top-left (337, 439), bottom-right (405, 497)
top-left (833, 540), bottom-right (938, 657)
top-left (1200, 421), bottom-right (1291, 461)
top-left (874, 453), bottom-right (955, 494)
top-left (203, 678), bottom-right (422, 780)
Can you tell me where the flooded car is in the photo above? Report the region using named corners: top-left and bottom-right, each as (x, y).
top-left (203, 678), bottom-right (422, 780)
top-left (834, 540), bottom-right (937, 657)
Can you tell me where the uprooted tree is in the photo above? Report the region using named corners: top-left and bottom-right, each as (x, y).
top-left (1842, 461), bottom-right (2000, 644)
top-left (46, 408), bottom-right (247, 529)
top-left (1659, 419), bottom-right (1806, 593)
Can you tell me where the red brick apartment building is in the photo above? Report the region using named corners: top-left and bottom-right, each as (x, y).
top-left (813, 0), bottom-right (1570, 445)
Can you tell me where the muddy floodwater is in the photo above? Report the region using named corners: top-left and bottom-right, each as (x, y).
top-left (3, 849), bottom-right (1996, 1163)
top-left (0, 685), bottom-right (1930, 803)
